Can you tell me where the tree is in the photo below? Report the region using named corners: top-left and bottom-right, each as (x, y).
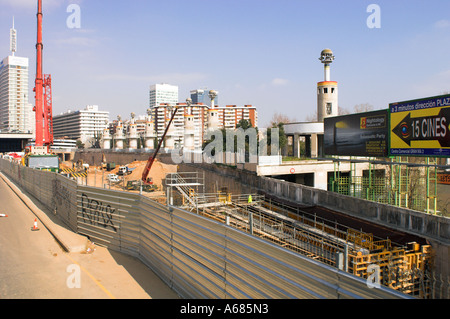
top-left (268, 112), bottom-right (297, 127)
top-left (76, 139), bottom-right (85, 149)
top-left (353, 103), bottom-right (374, 113)
top-left (90, 131), bottom-right (102, 149)
top-left (338, 107), bottom-right (350, 115)
top-left (305, 111), bottom-right (317, 122)
top-left (266, 122), bottom-right (287, 155)
top-left (236, 119), bottom-right (252, 130)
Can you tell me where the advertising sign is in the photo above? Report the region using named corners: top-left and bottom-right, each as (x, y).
top-left (389, 94), bottom-right (450, 157)
top-left (324, 109), bottom-right (388, 157)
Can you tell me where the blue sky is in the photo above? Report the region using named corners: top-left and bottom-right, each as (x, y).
top-left (1, 0), bottom-right (450, 127)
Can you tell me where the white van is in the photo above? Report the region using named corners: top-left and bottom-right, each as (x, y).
top-left (107, 174), bottom-right (120, 182)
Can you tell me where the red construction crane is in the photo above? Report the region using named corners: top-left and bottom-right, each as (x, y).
top-left (141, 106), bottom-right (179, 184)
top-left (33, 0), bottom-right (53, 150)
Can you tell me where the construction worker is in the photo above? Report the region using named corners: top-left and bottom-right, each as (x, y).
top-left (248, 195), bottom-right (252, 204)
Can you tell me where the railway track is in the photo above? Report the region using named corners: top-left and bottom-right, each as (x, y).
top-left (261, 194), bottom-right (428, 246)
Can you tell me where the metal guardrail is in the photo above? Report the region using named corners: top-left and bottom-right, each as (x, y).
top-left (0, 159), bottom-right (412, 299)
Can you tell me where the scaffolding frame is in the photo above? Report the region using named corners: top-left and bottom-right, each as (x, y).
top-left (165, 176), bottom-right (439, 297)
top-left (330, 157), bottom-right (438, 214)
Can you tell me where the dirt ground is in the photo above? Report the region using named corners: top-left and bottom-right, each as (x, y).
top-left (63, 159), bottom-right (177, 202)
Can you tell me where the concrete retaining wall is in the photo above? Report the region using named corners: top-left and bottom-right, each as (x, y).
top-left (178, 162), bottom-right (450, 244)
top-left (178, 162), bottom-right (450, 279)
top-left (73, 149), bottom-right (171, 166)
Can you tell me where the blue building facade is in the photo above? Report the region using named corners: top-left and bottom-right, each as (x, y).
top-left (190, 89), bottom-right (219, 106)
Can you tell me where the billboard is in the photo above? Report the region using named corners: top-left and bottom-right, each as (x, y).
top-left (389, 94), bottom-right (450, 157)
top-left (324, 109), bottom-right (388, 157)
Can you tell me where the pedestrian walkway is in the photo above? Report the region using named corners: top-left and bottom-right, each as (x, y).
top-left (0, 172), bottom-right (180, 299)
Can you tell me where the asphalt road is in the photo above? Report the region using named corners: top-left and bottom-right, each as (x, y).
top-left (0, 176), bottom-right (179, 299)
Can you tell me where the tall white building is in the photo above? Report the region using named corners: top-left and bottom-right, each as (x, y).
top-left (53, 105), bottom-right (109, 144)
top-left (0, 20), bottom-right (34, 134)
top-left (149, 83), bottom-right (178, 108)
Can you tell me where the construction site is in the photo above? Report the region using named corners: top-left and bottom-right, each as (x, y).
top-left (4, 0), bottom-right (448, 300)
top-left (164, 170), bottom-right (440, 298)
top-left (51, 151), bottom-right (446, 299)
top-left (59, 158), bottom-right (177, 203)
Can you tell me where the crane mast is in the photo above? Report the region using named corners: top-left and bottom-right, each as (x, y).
top-left (33, 0), bottom-right (53, 152)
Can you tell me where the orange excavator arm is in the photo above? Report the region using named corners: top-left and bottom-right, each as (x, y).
top-left (142, 106), bottom-right (178, 183)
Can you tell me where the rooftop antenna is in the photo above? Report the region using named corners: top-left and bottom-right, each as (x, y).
top-left (10, 16), bottom-right (17, 56)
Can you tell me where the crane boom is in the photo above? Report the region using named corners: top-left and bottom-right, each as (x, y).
top-left (33, 0), bottom-right (53, 151)
top-left (34, 0), bottom-right (44, 147)
top-left (142, 107), bottom-right (178, 183)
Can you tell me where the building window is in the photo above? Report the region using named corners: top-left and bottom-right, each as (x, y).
top-left (326, 103), bottom-right (332, 115)
top-left (324, 88), bottom-right (328, 94)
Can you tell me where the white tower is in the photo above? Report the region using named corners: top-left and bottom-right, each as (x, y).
top-left (207, 90), bottom-right (220, 131)
top-left (114, 115), bottom-right (125, 149)
top-left (317, 49), bottom-right (338, 122)
top-left (164, 105), bottom-right (176, 149)
top-left (183, 98), bottom-right (195, 151)
top-left (102, 120), bottom-right (111, 149)
top-left (128, 112), bottom-right (138, 150)
top-left (184, 115), bottom-right (195, 151)
top-left (207, 109), bottom-right (220, 131)
top-left (209, 90), bottom-right (218, 108)
top-left (144, 108), bottom-right (155, 149)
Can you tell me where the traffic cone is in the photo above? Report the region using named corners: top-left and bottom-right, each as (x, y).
top-left (31, 218), bottom-right (40, 231)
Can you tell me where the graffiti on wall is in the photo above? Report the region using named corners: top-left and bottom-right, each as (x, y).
top-left (52, 179), bottom-right (71, 210)
top-left (80, 193), bottom-right (118, 232)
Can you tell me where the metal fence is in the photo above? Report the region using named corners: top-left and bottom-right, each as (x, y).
top-left (0, 159), bottom-right (412, 299)
top-left (0, 159), bottom-right (77, 232)
top-left (329, 175), bottom-right (438, 214)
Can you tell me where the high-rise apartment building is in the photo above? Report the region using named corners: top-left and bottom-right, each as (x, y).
top-left (0, 21), bottom-right (34, 134)
top-left (215, 105), bottom-right (258, 129)
top-left (149, 83), bottom-right (178, 108)
top-left (152, 103), bottom-right (208, 149)
top-left (53, 105), bottom-right (109, 144)
top-left (151, 103), bottom-right (258, 149)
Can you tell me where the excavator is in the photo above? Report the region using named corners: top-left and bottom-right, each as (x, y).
top-left (122, 105), bottom-right (179, 193)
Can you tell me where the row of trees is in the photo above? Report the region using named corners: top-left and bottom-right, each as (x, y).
top-left (200, 104), bottom-right (376, 157)
top-left (202, 118), bottom-right (288, 157)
